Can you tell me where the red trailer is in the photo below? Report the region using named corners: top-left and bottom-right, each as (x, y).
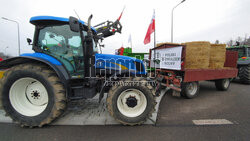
top-left (151, 43), bottom-right (238, 98)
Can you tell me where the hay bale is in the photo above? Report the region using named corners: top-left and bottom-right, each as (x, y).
top-left (209, 44), bottom-right (226, 69)
top-left (183, 41), bottom-right (211, 69)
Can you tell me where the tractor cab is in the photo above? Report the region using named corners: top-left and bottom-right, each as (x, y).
top-left (29, 16), bottom-right (98, 78)
top-left (29, 16), bottom-right (125, 79)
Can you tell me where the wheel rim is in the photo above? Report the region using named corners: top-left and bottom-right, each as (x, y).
top-left (186, 82), bottom-right (198, 96)
top-left (223, 79), bottom-right (230, 88)
top-left (117, 89), bottom-right (147, 118)
top-left (9, 77), bottom-right (48, 116)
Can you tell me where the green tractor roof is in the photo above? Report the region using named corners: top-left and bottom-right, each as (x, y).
top-left (227, 45), bottom-right (250, 49)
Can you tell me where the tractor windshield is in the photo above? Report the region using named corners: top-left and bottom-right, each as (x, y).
top-left (37, 24), bottom-right (92, 77)
top-left (227, 48), bottom-right (246, 58)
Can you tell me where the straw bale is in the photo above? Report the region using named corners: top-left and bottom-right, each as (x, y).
top-left (184, 41), bottom-right (211, 69)
top-left (209, 44), bottom-right (226, 69)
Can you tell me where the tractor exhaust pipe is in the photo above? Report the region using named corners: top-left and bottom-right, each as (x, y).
top-left (87, 15), bottom-right (93, 33)
top-left (85, 14), bottom-right (96, 78)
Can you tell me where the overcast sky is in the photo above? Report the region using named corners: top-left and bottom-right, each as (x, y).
top-left (0, 0), bottom-right (250, 56)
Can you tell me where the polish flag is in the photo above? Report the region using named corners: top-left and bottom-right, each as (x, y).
top-left (118, 6), bottom-right (126, 21)
top-left (144, 11), bottom-right (155, 45)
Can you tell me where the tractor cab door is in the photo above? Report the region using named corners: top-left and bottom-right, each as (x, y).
top-left (37, 24), bottom-right (85, 78)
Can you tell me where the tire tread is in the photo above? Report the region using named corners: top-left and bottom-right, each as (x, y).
top-left (239, 65), bottom-right (250, 84)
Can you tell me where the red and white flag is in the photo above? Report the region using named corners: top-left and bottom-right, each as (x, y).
top-left (118, 6), bottom-right (126, 21)
top-left (144, 10), bottom-right (155, 45)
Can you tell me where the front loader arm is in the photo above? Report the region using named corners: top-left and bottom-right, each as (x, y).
top-left (94, 19), bottom-right (122, 40)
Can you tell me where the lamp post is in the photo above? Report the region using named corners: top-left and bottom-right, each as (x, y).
top-left (2, 17), bottom-right (20, 55)
top-left (171, 0), bottom-right (186, 43)
top-left (4, 46), bottom-right (9, 55)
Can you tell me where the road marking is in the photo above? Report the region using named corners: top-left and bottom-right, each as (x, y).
top-left (192, 119), bottom-right (233, 125)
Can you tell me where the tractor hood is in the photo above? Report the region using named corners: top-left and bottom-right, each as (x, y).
top-left (95, 53), bottom-right (146, 75)
top-left (96, 53), bottom-right (138, 60)
top-left (238, 57), bottom-right (250, 65)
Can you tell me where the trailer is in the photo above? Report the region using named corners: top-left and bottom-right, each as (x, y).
top-left (150, 43), bottom-right (238, 98)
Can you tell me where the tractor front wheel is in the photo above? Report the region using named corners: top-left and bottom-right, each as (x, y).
top-left (107, 78), bottom-right (155, 125)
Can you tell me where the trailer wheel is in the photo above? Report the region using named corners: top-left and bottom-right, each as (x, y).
top-left (107, 78), bottom-right (155, 125)
top-left (0, 64), bottom-right (66, 127)
top-left (215, 78), bottom-right (230, 91)
top-left (238, 65), bottom-right (250, 84)
top-left (181, 81), bottom-right (199, 99)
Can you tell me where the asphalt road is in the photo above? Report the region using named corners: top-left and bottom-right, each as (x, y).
top-left (0, 81), bottom-right (249, 141)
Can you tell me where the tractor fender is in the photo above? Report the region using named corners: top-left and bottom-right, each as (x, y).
top-left (110, 69), bottom-right (137, 77)
top-left (0, 55), bottom-right (70, 87)
top-left (98, 70), bottom-right (136, 102)
top-left (98, 69), bottom-right (145, 102)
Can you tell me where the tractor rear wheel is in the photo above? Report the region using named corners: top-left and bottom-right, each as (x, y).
top-left (238, 65), bottom-right (250, 84)
top-left (107, 78), bottom-right (155, 125)
top-left (0, 63), bottom-right (66, 127)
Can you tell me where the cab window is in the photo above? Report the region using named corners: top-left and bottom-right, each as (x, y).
top-left (37, 24), bottom-right (84, 77)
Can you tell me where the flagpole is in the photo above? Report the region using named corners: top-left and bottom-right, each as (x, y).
top-left (128, 34), bottom-right (132, 49)
top-left (154, 9), bottom-right (156, 48)
top-left (153, 9), bottom-right (156, 71)
top-left (154, 25), bottom-right (156, 48)
top-left (131, 40), bottom-right (132, 49)
top-left (130, 34), bottom-right (133, 49)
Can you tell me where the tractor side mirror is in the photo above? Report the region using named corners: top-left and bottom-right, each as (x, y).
top-left (69, 16), bottom-right (80, 32)
top-left (27, 38), bottom-right (32, 45)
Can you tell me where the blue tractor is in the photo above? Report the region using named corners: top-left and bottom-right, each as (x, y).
top-left (0, 15), bottom-right (156, 127)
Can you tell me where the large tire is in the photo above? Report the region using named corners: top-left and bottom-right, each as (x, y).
top-left (0, 63), bottom-right (66, 127)
top-left (238, 65), bottom-right (250, 84)
top-left (180, 81), bottom-right (199, 99)
top-left (107, 78), bottom-right (155, 125)
top-left (215, 78), bottom-right (230, 91)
